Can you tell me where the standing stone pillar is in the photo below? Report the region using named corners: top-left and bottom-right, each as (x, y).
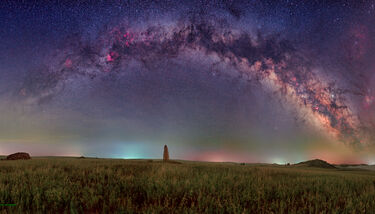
top-left (163, 145), bottom-right (169, 161)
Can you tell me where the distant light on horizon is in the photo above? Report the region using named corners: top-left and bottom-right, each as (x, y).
top-left (269, 157), bottom-right (286, 165)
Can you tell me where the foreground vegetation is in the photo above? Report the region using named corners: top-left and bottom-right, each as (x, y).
top-left (0, 158), bottom-right (375, 213)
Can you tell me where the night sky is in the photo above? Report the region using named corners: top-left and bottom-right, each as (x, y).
top-left (1, 0), bottom-right (375, 164)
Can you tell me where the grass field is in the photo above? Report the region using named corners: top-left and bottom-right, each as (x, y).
top-left (0, 158), bottom-right (375, 213)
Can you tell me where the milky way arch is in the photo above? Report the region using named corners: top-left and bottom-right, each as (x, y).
top-left (19, 16), bottom-right (372, 148)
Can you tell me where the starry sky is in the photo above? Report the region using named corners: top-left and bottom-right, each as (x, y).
top-left (0, 0), bottom-right (375, 164)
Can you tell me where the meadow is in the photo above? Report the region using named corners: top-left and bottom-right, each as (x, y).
top-left (0, 158), bottom-right (375, 213)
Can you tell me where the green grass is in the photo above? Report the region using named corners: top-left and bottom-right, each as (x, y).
top-left (0, 158), bottom-right (375, 213)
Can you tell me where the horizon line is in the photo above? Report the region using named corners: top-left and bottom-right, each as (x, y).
top-left (0, 155), bottom-right (373, 165)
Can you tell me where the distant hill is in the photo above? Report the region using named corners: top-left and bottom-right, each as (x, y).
top-left (294, 159), bottom-right (336, 169)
